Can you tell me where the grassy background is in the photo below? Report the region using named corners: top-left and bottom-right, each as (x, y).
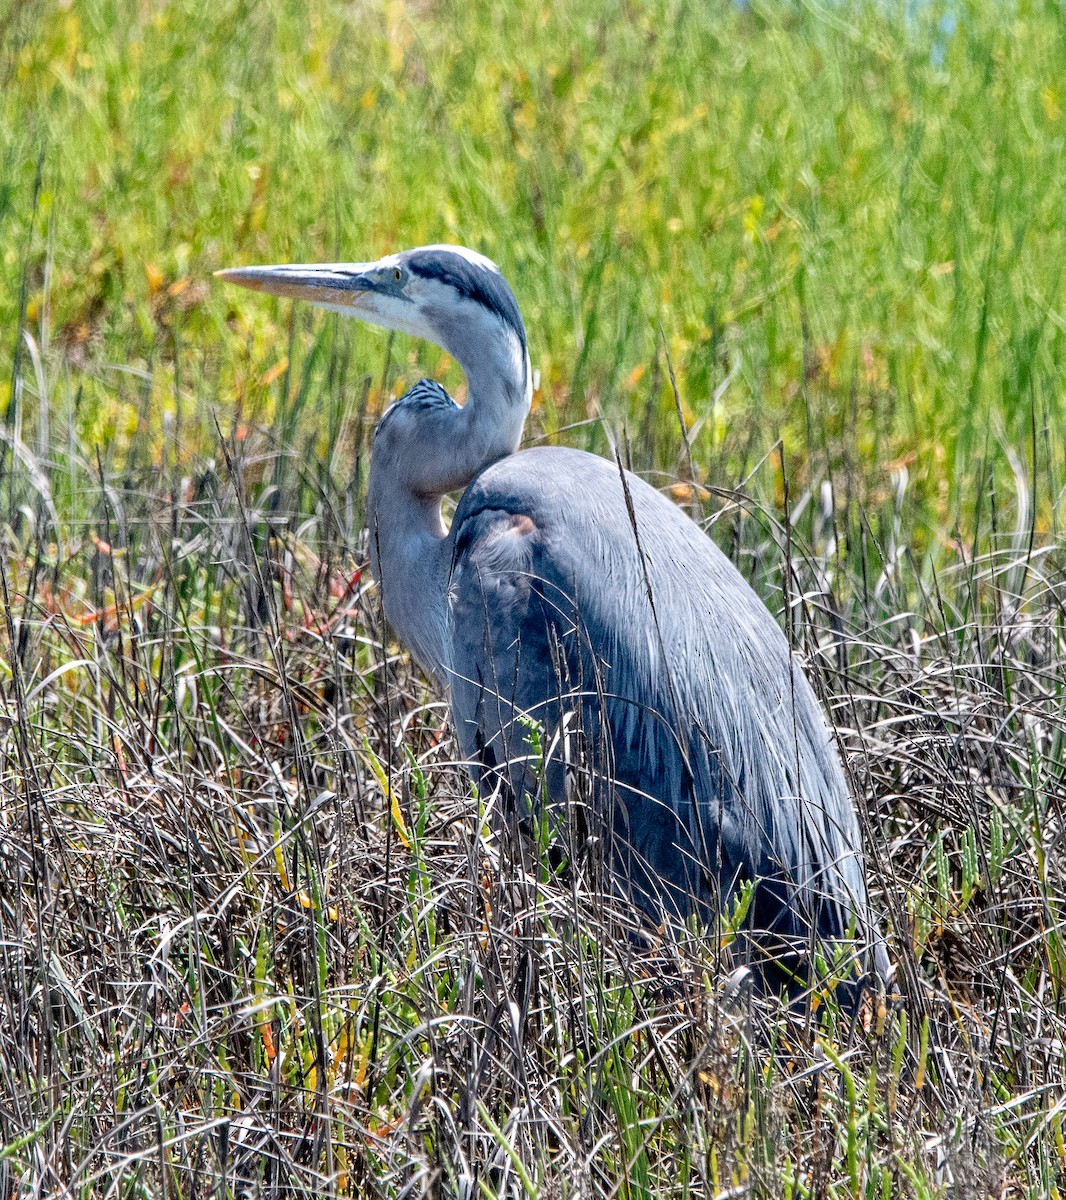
top-left (3, 0), bottom-right (1066, 1195)
top-left (7, 0), bottom-right (1066, 526)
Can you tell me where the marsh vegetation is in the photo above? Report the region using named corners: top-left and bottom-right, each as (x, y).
top-left (2, 0), bottom-right (1066, 1194)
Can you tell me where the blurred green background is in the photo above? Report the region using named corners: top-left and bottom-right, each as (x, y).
top-left (4, 0), bottom-right (1066, 546)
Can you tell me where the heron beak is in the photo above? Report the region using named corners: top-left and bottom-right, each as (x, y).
top-left (214, 263), bottom-right (378, 309)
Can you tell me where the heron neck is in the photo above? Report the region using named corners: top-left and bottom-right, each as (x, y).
top-left (366, 322), bottom-right (530, 685)
top-left (438, 310), bottom-right (531, 463)
top-left (366, 483), bottom-right (452, 686)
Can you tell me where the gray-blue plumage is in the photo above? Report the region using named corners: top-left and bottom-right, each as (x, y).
top-left (218, 243), bottom-right (887, 996)
top-left (376, 377), bottom-right (457, 434)
top-left (448, 447), bottom-right (873, 981)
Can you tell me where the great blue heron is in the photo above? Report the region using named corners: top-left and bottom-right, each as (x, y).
top-left (218, 245), bottom-right (888, 997)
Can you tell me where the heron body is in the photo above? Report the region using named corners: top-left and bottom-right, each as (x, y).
top-left (219, 245), bottom-right (886, 994)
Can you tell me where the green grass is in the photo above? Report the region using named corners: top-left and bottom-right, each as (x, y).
top-left (6, 0), bottom-right (1066, 524)
top-left (3, 0), bottom-right (1066, 1195)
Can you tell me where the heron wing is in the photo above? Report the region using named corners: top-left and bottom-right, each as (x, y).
top-left (447, 446), bottom-right (872, 961)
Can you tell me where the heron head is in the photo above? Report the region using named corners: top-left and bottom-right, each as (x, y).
top-left (216, 244), bottom-right (527, 367)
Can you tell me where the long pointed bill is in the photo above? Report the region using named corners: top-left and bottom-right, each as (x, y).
top-left (214, 263), bottom-right (377, 309)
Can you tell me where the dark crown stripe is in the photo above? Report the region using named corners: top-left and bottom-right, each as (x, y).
top-left (405, 250), bottom-right (526, 348)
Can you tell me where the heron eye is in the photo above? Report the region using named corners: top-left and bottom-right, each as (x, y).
top-left (392, 267), bottom-right (403, 283)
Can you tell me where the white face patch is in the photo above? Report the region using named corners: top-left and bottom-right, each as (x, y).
top-left (313, 290), bottom-right (433, 340)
